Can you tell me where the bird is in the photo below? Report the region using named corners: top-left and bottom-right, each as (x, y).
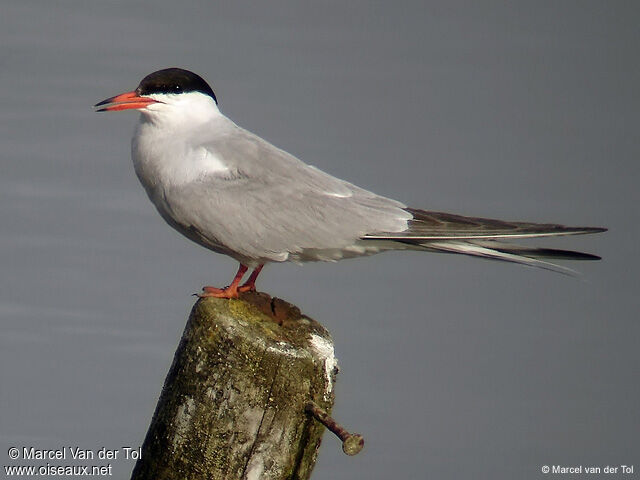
top-left (94, 68), bottom-right (606, 298)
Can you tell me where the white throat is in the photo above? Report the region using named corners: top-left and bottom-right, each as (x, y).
top-left (140, 91), bottom-right (221, 128)
top-left (131, 91), bottom-right (231, 193)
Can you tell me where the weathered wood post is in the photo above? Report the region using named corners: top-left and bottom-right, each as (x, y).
top-left (130, 292), bottom-right (351, 480)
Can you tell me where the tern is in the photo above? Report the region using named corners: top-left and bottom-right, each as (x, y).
top-left (95, 68), bottom-right (605, 298)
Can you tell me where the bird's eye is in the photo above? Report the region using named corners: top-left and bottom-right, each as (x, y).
top-left (174, 85), bottom-right (182, 92)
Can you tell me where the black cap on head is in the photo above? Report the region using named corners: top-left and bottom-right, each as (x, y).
top-left (135, 68), bottom-right (217, 104)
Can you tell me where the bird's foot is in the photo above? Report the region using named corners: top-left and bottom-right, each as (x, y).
top-left (237, 283), bottom-right (257, 293)
top-left (198, 285), bottom-right (240, 299)
top-left (196, 264), bottom-right (262, 299)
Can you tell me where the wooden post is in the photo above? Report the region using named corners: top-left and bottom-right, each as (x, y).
top-left (130, 292), bottom-right (339, 480)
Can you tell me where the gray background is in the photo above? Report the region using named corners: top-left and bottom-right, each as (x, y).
top-left (1, 1), bottom-right (638, 479)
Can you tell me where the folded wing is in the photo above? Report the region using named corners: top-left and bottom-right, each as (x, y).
top-left (363, 208), bottom-right (607, 274)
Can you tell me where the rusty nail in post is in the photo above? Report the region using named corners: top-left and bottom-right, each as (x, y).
top-left (305, 401), bottom-right (364, 456)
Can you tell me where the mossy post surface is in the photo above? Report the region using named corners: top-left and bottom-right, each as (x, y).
top-left (130, 292), bottom-right (337, 480)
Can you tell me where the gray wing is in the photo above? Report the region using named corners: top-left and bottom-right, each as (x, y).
top-left (163, 120), bottom-right (605, 271)
top-left (365, 209), bottom-right (606, 240)
top-left (363, 208), bottom-right (606, 274)
top-left (160, 124), bottom-right (411, 264)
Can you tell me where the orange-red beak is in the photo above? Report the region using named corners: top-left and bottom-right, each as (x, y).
top-left (94, 91), bottom-right (160, 112)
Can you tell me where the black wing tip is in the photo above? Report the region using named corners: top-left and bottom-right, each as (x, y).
top-left (517, 249), bottom-right (602, 261)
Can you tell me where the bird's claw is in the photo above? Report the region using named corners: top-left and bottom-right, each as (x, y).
top-left (197, 285), bottom-right (240, 299)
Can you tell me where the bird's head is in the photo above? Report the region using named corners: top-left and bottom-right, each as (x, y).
top-left (94, 68), bottom-right (219, 123)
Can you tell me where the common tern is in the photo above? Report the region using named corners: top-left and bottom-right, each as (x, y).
top-left (95, 68), bottom-right (605, 298)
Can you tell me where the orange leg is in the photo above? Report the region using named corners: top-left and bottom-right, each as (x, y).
top-left (238, 264), bottom-right (264, 293)
top-left (199, 264), bottom-right (248, 299)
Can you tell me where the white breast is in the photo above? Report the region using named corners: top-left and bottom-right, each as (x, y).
top-left (172, 146), bottom-right (230, 184)
top-left (132, 125), bottom-right (233, 202)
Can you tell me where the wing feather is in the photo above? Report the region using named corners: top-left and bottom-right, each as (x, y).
top-left (158, 119), bottom-right (606, 271)
top-left (157, 125), bottom-right (410, 263)
top-left (361, 208), bottom-right (605, 272)
top-left (364, 208), bottom-right (606, 240)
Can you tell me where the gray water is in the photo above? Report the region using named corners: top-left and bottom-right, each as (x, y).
top-left (1, 2), bottom-right (638, 479)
